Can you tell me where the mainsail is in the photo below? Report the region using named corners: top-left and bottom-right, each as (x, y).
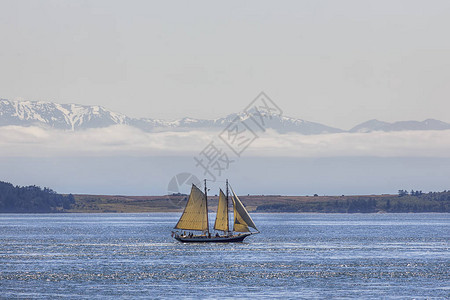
top-left (231, 188), bottom-right (258, 232)
top-left (214, 189), bottom-right (229, 232)
top-left (174, 184), bottom-right (208, 231)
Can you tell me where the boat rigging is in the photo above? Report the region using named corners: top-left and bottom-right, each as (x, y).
top-left (172, 179), bottom-right (259, 243)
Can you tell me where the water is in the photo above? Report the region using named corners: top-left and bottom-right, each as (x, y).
top-left (0, 213), bottom-right (448, 299)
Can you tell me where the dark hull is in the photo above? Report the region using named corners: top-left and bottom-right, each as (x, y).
top-left (174, 233), bottom-right (252, 243)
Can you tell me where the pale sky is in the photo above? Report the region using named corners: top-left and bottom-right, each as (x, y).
top-left (1, 0), bottom-right (450, 129)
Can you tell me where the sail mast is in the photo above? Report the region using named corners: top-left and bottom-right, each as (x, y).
top-left (226, 179), bottom-right (229, 233)
top-left (204, 179), bottom-right (210, 235)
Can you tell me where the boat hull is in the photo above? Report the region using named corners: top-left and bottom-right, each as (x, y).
top-left (174, 233), bottom-right (252, 243)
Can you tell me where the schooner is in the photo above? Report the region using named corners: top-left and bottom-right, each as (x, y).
top-left (172, 179), bottom-right (259, 243)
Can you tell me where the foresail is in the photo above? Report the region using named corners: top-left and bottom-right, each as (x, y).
top-left (214, 189), bottom-right (229, 232)
top-left (174, 184), bottom-right (208, 231)
top-left (231, 188), bottom-right (258, 232)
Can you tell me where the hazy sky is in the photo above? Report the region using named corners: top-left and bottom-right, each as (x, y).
top-left (1, 0), bottom-right (450, 129)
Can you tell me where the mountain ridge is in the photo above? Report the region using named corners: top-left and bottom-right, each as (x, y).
top-left (1, 98), bottom-right (449, 134)
top-left (350, 118), bottom-right (450, 133)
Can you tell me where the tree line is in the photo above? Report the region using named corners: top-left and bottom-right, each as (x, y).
top-left (0, 181), bottom-right (75, 213)
top-left (1, 179), bottom-right (449, 213)
top-left (256, 190), bottom-right (450, 213)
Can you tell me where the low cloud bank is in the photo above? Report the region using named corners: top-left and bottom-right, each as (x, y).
top-left (249, 129), bottom-right (450, 157)
top-left (0, 125), bottom-right (449, 158)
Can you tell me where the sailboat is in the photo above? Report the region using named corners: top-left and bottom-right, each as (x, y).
top-left (172, 179), bottom-right (259, 243)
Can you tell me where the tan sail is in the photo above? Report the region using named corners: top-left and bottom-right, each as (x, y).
top-left (231, 188), bottom-right (258, 232)
top-left (214, 189), bottom-right (229, 232)
top-left (174, 184), bottom-right (208, 231)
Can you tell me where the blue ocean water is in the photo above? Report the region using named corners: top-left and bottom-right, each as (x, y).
top-left (0, 213), bottom-right (448, 299)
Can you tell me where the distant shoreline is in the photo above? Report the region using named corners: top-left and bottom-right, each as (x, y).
top-left (2, 180), bottom-right (448, 213)
top-left (64, 192), bottom-right (449, 214)
top-left (73, 211), bottom-right (450, 214)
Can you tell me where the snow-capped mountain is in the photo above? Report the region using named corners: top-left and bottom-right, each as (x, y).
top-left (350, 119), bottom-right (450, 133)
top-left (0, 99), bottom-right (129, 130)
top-left (1, 98), bottom-right (450, 134)
top-left (0, 99), bottom-right (343, 134)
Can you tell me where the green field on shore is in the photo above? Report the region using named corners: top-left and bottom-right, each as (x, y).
top-left (68, 192), bottom-right (450, 213)
top-left (1, 180), bottom-right (448, 213)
